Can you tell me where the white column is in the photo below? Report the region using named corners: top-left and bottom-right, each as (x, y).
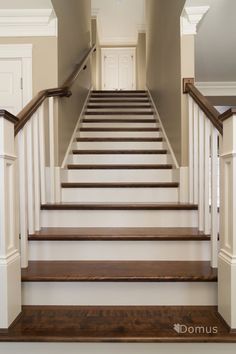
top-left (0, 112), bottom-right (21, 329)
top-left (219, 113), bottom-right (236, 329)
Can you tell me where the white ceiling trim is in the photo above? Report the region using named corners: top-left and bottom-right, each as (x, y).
top-left (181, 6), bottom-right (210, 35)
top-left (0, 9), bottom-right (57, 37)
top-left (100, 36), bottom-right (138, 46)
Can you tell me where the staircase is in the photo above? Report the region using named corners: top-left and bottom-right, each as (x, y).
top-left (3, 90), bottom-right (236, 349)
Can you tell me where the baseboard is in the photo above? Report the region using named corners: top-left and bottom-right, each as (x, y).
top-left (196, 82), bottom-right (236, 96)
top-left (146, 87), bottom-right (179, 169)
top-left (61, 87), bottom-right (92, 168)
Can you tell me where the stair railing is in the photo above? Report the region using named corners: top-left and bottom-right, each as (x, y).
top-left (1, 44), bottom-right (96, 270)
top-left (184, 79), bottom-right (223, 268)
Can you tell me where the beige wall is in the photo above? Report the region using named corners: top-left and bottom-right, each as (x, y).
top-left (146, 0), bottom-right (185, 165)
top-left (0, 37), bottom-right (58, 95)
top-left (137, 32), bottom-right (146, 90)
top-left (52, 0), bottom-right (92, 164)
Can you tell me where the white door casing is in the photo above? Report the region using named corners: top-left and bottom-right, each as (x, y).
top-left (102, 48), bottom-right (136, 90)
top-left (0, 44), bottom-right (32, 114)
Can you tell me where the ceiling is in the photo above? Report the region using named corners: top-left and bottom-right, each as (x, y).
top-left (0, 0), bottom-right (52, 8)
top-left (92, 0), bottom-right (146, 45)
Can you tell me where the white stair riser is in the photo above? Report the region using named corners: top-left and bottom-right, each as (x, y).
top-left (78, 131), bottom-right (162, 138)
top-left (84, 115), bottom-right (154, 119)
top-left (41, 210), bottom-right (198, 228)
top-left (2, 343), bottom-right (235, 354)
top-left (22, 282), bottom-right (217, 306)
top-left (69, 155), bottom-right (168, 164)
top-left (82, 123), bottom-right (157, 128)
top-left (73, 141), bottom-right (164, 150)
top-left (89, 101), bottom-right (151, 106)
top-left (28, 240), bottom-right (211, 261)
top-left (61, 188), bottom-right (179, 203)
top-left (61, 170), bottom-right (174, 183)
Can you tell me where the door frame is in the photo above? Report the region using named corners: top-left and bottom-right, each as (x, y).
top-left (101, 47), bottom-right (136, 90)
top-left (0, 44), bottom-right (32, 109)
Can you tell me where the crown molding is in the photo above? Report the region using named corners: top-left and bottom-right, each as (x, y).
top-left (0, 9), bottom-right (57, 37)
top-left (181, 6), bottom-right (210, 35)
top-left (100, 36), bottom-right (137, 46)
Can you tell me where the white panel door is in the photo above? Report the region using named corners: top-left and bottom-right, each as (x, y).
top-left (103, 53), bottom-right (119, 90)
top-left (119, 52), bottom-right (134, 90)
top-left (102, 48), bottom-right (136, 90)
top-left (0, 59), bottom-right (22, 114)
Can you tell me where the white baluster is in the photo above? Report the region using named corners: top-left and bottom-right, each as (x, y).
top-left (33, 112), bottom-right (40, 231)
top-left (188, 95), bottom-right (194, 203)
top-left (193, 103), bottom-right (199, 204)
top-left (26, 120), bottom-right (35, 234)
top-left (204, 118), bottom-right (210, 234)
top-left (18, 128), bottom-right (28, 268)
top-left (49, 97), bottom-right (55, 203)
top-left (198, 110), bottom-right (204, 231)
top-left (38, 103), bottom-right (46, 205)
top-left (211, 126), bottom-right (218, 268)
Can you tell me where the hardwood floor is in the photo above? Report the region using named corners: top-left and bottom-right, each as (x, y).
top-left (0, 306), bottom-right (235, 342)
top-left (21, 261), bottom-right (217, 282)
top-left (29, 227), bottom-right (211, 241)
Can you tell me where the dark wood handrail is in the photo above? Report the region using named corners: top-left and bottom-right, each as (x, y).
top-left (14, 44), bottom-right (96, 136)
top-left (0, 109), bottom-right (19, 124)
top-left (185, 82), bottom-right (223, 135)
top-left (220, 108), bottom-right (236, 122)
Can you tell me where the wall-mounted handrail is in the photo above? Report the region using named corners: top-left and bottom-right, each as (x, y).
top-left (184, 80), bottom-right (223, 135)
top-left (14, 44), bottom-right (96, 135)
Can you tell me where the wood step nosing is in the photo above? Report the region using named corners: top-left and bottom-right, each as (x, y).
top-left (67, 164), bottom-right (173, 170)
top-left (61, 182), bottom-right (179, 189)
top-left (72, 149), bottom-right (168, 155)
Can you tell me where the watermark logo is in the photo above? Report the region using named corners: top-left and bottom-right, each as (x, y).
top-left (173, 323), bottom-right (218, 335)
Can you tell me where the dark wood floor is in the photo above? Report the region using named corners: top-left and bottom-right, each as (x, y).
top-left (21, 261), bottom-right (217, 282)
top-left (0, 306), bottom-right (236, 342)
top-left (29, 227), bottom-right (210, 241)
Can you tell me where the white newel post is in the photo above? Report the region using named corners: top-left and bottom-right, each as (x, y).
top-left (219, 111), bottom-right (236, 329)
top-left (0, 111), bottom-right (21, 329)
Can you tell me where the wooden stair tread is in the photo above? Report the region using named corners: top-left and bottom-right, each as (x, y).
top-left (72, 149), bottom-right (167, 155)
top-left (61, 182), bottom-right (179, 188)
top-left (67, 164), bottom-right (172, 170)
top-left (29, 227), bottom-right (210, 241)
top-left (2, 305), bottom-right (234, 343)
top-left (41, 203), bottom-right (198, 211)
top-left (87, 105), bottom-right (152, 109)
top-left (85, 111), bottom-right (154, 115)
top-left (92, 90), bottom-right (147, 93)
top-left (90, 95), bottom-right (148, 98)
top-left (89, 99), bottom-right (150, 103)
top-left (82, 119), bottom-right (156, 123)
top-left (79, 127), bottom-right (160, 131)
top-left (21, 261), bottom-right (217, 282)
top-left (76, 137), bottom-right (163, 142)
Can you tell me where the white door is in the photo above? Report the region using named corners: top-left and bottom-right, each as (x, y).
top-left (0, 59), bottom-right (23, 115)
top-left (102, 48), bottom-right (136, 90)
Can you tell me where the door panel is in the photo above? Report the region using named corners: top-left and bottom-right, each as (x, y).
top-left (102, 49), bottom-right (136, 91)
top-left (119, 54), bottom-right (134, 90)
top-left (0, 59), bottom-right (22, 114)
top-left (103, 54), bottom-right (119, 90)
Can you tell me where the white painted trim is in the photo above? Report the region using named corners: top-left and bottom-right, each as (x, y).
top-left (196, 82), bottom-right (236, 96)
top-left (61, 87), bottom-right (92, 168)
top-left (181, 6), bottom-right (210, 35)
top-left (0, 44), bottom-right (32, 108)
top-left (147, 87), bottom-right (179, 169)
top-left (101, 47), bottom-right (136, 90)
top-left (0, 9), bottom-right (57, 37)
top-left (100, 37), bottom-right (137, 46)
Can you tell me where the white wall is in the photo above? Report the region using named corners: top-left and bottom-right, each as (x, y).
top-left (187, 0), bottom-right (236, 82)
